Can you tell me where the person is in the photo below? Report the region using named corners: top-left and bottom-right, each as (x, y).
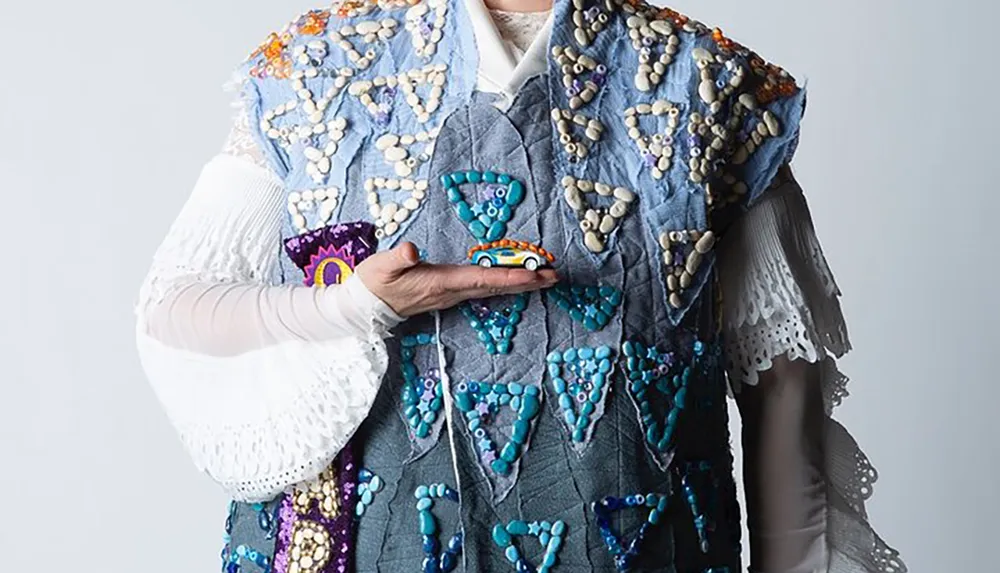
top-left (134, 0), bottom-right (905, 571)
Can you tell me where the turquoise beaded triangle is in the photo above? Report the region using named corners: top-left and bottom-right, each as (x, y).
top-left (453, 381), bottom-right (541, 477)
top-left (399, 333), bottom-right (443, 441)
top-left (441, 170), bottom-right (526, 243)
top-left (546, 345), bottom-right (614, 446)
top-left (547, 283), bottom-right (622, 331)
top-left (592, 493), bottom-right (670, 571)
top-left (460, 293), bottom-right (528, 355)
top-left (620, 340), bottom-right (703, 461)
top-left (491, 518), bottom-right (566, 573)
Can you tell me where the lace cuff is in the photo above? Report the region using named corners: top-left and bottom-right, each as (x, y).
top-left (136, 329), bottom-right (388, 502)
top-left (719, 170), bottom-right (851, 387)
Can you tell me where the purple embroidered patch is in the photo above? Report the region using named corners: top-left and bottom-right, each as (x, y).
top-left (283, 222), bottom-right (377, 286)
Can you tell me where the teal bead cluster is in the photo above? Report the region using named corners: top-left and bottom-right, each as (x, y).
top-left (414, 483), bottom-right (463, 573)
top-left (441, 170), bottom-right (526, 243)
top-left (547, 283), bottom-right (622, 331)
top-left (355, 468), bottom-right (383, 517)
top-left (400, 333), bottom-right (442, 439)
top-left (621, 339), bottom-right (706, 453)
top-left (546, 345), bottom-right (614, 442)
top-left (453, 380), bottom-right (541, 476)
top-left (460, 294), bottom-right (527, 355)
top-left (593, 493), bottom-right (670, 571)
top-left (491, 519), bottom-right (566, 573)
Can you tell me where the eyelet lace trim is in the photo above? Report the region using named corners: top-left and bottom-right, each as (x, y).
top-left (720, 175), bottom-right (906, 572)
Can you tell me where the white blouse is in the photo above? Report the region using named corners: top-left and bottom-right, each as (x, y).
top-left (133, 4), bottom-right (903, 573)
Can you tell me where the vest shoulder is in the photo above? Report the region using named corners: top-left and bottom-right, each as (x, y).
top-left (237, 0), bottom-right (455, 82)
top-left (554, 0), bottom-right (801, 105)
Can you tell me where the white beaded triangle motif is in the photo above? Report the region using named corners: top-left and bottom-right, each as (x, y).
top-left (551, 109), bottom-right (604, 161)
top-left (364, 177), bottom-right (429, 239)
top-left (327, 18), bottom-right (399, 70)
top-left (562, 176), bottom-right (636, 253)
top-left (623, 100), bottom-right (681, 180)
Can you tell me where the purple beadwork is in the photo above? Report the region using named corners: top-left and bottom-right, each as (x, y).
top-left (273, 447), bottom-right (359, 573)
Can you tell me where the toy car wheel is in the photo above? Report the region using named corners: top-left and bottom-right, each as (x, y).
top-left (477, 256), bottom-right (493, 268)
top-left (524, 257), bottom-right (539, 271)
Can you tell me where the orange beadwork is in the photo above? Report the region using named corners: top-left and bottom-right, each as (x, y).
top-left (467, 240), bottom-right (557, 263)
top-left (298, 10), bottom-right (330, 35)
top-left (245, 9), bottom-right (329, 78)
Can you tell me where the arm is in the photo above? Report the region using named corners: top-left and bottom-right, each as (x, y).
top-left (135, 104), bottom-right (557, 502)
top-left (719, 169), bottom-right (905, 573)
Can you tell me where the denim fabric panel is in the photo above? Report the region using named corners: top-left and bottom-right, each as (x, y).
top-left (740, 88), bottom-right (806, 206)
top-left (351, 322), bottom-right (462, 573)
top-left (239, 0), bottom-right (480, 261)
top-left (423, 104), bottom-right (548, 505)
top-left (223, 499), bottom-right (281, 573)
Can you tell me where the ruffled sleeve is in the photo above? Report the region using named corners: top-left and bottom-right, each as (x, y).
top-left (134, 101), bottom-right (401, 503)
top-left (718, 168), bottom-right (906, 573)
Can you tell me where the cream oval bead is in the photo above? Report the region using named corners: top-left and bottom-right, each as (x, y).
top-left (599, 214), bottom-right (617, 234)
top-left (609, 201), bottom-right (629, 219)
top-left (584, 230), bottom-right (605, 252)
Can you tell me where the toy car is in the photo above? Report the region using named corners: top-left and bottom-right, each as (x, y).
top-left (468, 239), bottom-right (556, 271)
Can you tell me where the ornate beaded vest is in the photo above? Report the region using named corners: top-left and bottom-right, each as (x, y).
top-left (223, 0), bottom-right (805, 571)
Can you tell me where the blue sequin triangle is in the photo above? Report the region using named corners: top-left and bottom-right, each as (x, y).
top-left (441, 170), bottom-right (526, 243)
top-left (460, 294), bottom-right (528, 355)
top-left (545, 345), bottom-right (614, 446)
top-left (491, 518), bottom-right (566, 573)
top-left (547, 283), bottom-right (622, 331)
top-left (592, 493), bottom-right (670, 572)
top-left (453, 381), bottom-right (541, 477)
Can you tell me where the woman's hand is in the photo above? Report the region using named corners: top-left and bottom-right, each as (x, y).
top-left (355, 242), bottom-right (559, 317)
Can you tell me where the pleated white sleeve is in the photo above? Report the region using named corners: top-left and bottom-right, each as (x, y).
top-left (134, 111), bottom-right (402, 503)
top-left (718, 168), bottom-right (906, 573)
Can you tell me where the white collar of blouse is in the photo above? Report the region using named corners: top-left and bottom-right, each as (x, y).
top-left (464, 0), bottom-right (554, 97)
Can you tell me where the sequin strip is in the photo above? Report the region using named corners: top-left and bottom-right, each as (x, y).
top-left (415, 483), bottom-right (463, 573)
top-left (593, 493), bottom-right (670, 571)
top-left (273, 448), bottom-right (358, 573)
top-left (491, 519), bottom-right (566, 572)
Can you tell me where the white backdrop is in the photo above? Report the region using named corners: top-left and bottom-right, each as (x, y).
top-left (1, 0), bottom-right (995, 570)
